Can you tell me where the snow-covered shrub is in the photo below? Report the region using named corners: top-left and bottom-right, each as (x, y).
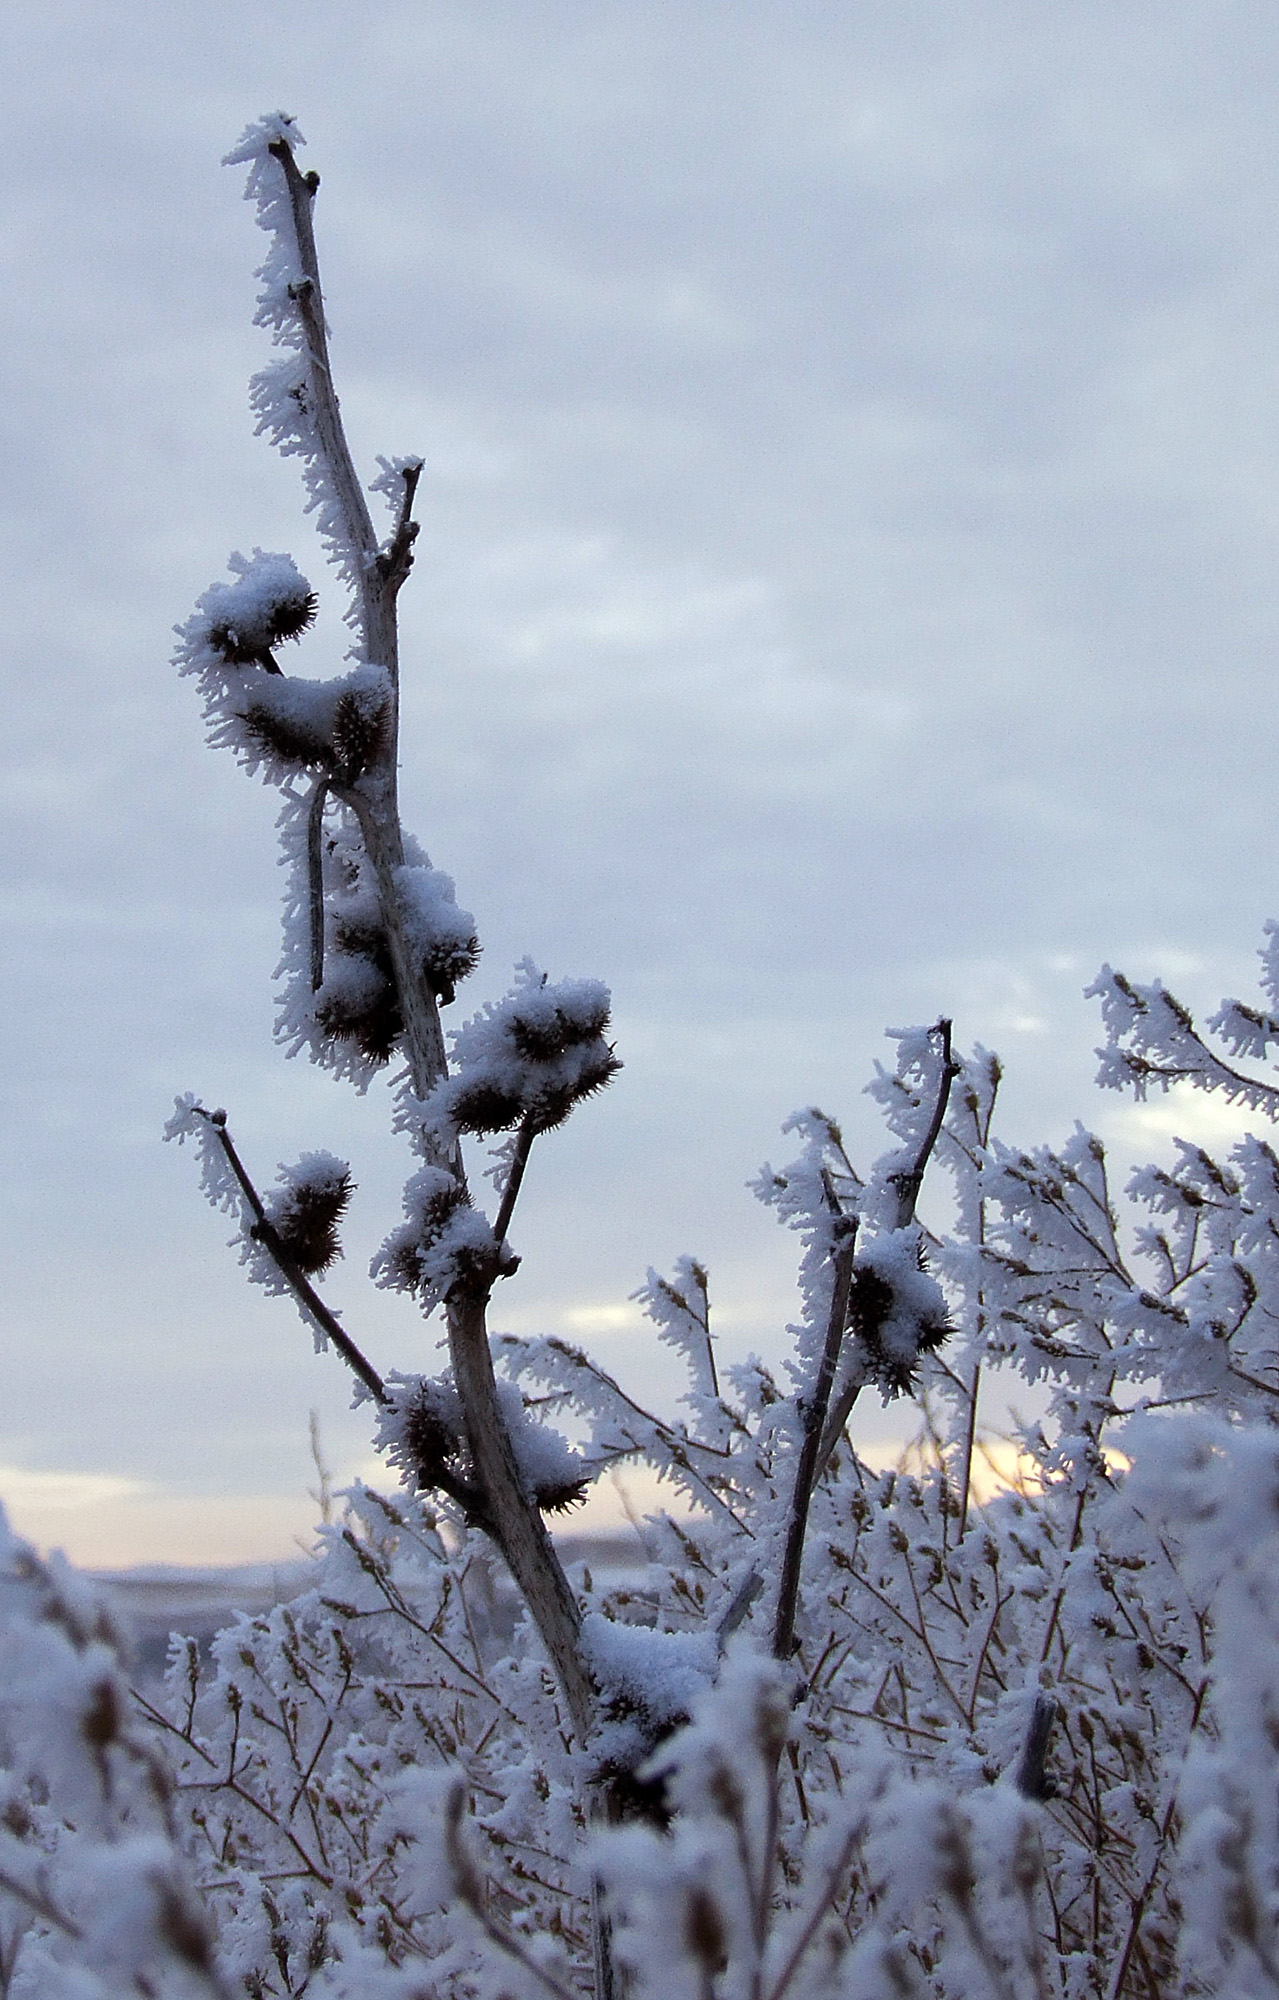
top-left (0, 1509), bottom-right (228, 1996)
top-left (15, 111), bottom-right (1279, 1997)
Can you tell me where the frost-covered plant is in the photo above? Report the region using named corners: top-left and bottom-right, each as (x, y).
top-left (0, 1509), bottom-right (230, 1996)
top-left (62, 109), bottom-right (1279, 2000)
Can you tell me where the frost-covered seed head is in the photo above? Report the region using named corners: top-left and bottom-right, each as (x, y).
top-left (509, 990), bottom-right (612, 1062)
top-left (262, 1154), bottom-right (353, 1276)
top-left (846, 1245), bottom-right (952, 1398)
top-left (329, 686), bottom-right (386, 782)
top-left (242, 698), bottom-right (332, 769)
top-left (372, 1169), bottom-right (473, 1300)
top-left (421, 932), bottom-right (480, 1003)
top-left (448, 1076), bottom-right (528, 1138)
top-left (400, 1382), bottom-right (472, 1499)
top-left (199, 553), bottom-right (317, 669)
top-left (315, 924), bottom-right (402, 1064)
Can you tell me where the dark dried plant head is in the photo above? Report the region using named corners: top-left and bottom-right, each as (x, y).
top-left (847, 1253), bottom-right (952, 1399)
top-left (207, 583), bottom-right (317, 665)
top-left (525, 1048), bottom-right (624, 1135)
top-left (331, 686), bottom-right (388, 782)
top-left (243, 700), bottom-right (334, 769)
top-left (509, 992), bottom-right (612, 1062)
top-left (267, 1164), bottom-right (354, 1276)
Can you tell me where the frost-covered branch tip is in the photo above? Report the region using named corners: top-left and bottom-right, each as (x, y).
top-left (166, 1099), bottom-right (385, 1405)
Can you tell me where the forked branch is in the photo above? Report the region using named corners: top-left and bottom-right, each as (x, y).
top-left (812, 1020), bottom-right (960, 1483)
top-left (892, 1017), bottom-right (960, 1230)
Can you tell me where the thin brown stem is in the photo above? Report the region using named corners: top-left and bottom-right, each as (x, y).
top-left (957, 1359), bottom-right (982, 1538)
top-left (447, 1288), bottom-right (594, 1738)
top-left (196, 1108), bottom-right (385, 1405)
top-left (774, 1214), bottom-right (859, 1659)
top-left (378, 459), bottom-right (423, 590)
top-left (892, 1018), bottom-right (960, 1229)
top-left (306, 777), bottom-right (330, 991)
top-left (492, 1114), bottom-right (539, 1251)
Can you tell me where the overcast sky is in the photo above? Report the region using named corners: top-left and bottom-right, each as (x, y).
top-left (4, 1), bottom-right (1279, 1566)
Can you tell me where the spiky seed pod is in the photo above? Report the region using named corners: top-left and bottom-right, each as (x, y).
top-left (535, 1473), bottom-right (590, 1513)
top-left (420, 928), bottom-right (481, 1006)
top-left (396, 864), bottom-right (482, 1004)
top-left (378, 1172), bottom-right (469, 1295)
top-left (263, 1157), bottom-right (353, 1275)
top-left (846, 1249), bottom-right (952, 1397)
top-left (331, 687), bottom-right (387, 783)
top-left (206, 580), bottom-right (318, 668)
top-left (443, 971), bottom-right (621, 1136)
top-left (510, 991), bottom-right (611, 1062)
top-left (402, 1382), bottom-right (473, 1498)
top-left (262, 586), bottom-right (319, 646)
top-left (315, 980), bottom-right (402, 1064)
top-left (449, 1078), bottom-right (527, 1137)
top-left (524, 1045), bottom-right (623, 1134)
top-left (243, 700), bottom-right (333, 769)
top-left (592, 1683), bottom-right (693, 1827)
top-left (241, 679), bottom-right (389, 777)
top-left (314, 920), bottom-right (403, 1064)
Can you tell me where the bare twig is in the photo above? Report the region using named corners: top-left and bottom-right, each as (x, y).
top-left (492, 1114), bottom-right (539, 1252)
top-left (378, 458), bottom-right (423, 590)
top-left (957, 1359), bottom-right (982, 1538)
top-left (892, 1018), bottom-right (960, 1230)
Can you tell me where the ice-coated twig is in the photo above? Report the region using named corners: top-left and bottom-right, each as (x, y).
top-left (306, 775), bottom-right (330, 991)
top-left (773, 1208), bottom-right (859, 1659)
top-left (192, 1107), bottom-right (387, 1405)
top-left (890, 1018), bottom-right (960, 1230)
top-left (267, 140), bottom-right (380, 587)
top-left (441, 1774), bottom-right (583, 2000)
top-left (449, 1285), bottom-right (595, 1735)
top-left (812, 1020), bottom-right (958, 1484)
top-left (252, 126), bottom-right (448, 1107)
top-left (377, 456), bottom-right (423, 590)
